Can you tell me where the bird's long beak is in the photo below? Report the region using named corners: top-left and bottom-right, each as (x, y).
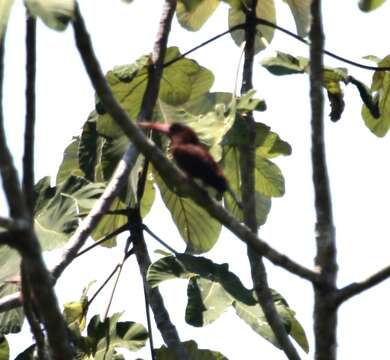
top-left (139, 122), bottom-right (170, 134)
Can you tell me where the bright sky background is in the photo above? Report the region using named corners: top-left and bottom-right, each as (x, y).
top-left (3, 0), bottom-right (390, 359)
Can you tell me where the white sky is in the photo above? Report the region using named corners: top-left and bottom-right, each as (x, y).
top-left (3, 0), bottom-right (390, 359)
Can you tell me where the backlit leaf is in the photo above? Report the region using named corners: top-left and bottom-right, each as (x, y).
top-left (147, 254), bottom-right (255, 305)
top-left (26, 0), bottom-right (75, 31)
top-left (154, 173), bottom-right (221, 254)
top-left (229, 0), bottom-right (276, 53)
top-left (282, 0), bottom-right (310, 36)
top-left (185, 277), bottom-right (233, 326)
top-left (255, 156), bottom-right (285, 197)
top-left (261, 51), bottom-right (308, 75)
top-left (0, 336), bottom-right (9, 360)
top-left (0, 284), bottom-right (24, 335)
top-left (87, 313), bottom-right (148, 359)
top-left (222, 146), bottom-right (272, 226)
top-left (362, 55), bottom-right (390, 136)
top-left (176, 0), bottom-right (220, 31)
top-left (156, 340), bottom-right (228, 360)
top-left (0, 0), bottom-right (14, 42)
top-left (359, 0), bottom-right (386, 11)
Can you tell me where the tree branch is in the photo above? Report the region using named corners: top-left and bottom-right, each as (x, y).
top-left (0, 30), bottom-right (74, 360)
top-left (70, 0), bottom-right (319, 286)
top-left (334, 265), bottom-right (390, 305)
top-left (309, 2), bottom-right (338, 360)
top-left (23, 13), bottom-right (36, 214)
top-left (239, 3), bottom-right (300, 359)
top-left (129, 208), bottom-right (190, 360)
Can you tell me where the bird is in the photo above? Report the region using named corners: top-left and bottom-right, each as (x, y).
top-left (139, 122), bottom-right (241, 207)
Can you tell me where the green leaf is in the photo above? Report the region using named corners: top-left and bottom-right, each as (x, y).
top-left (156, 340), bottom-right (228, 360)
top-left (229, 0), bottom-right (276, 54)
top-left (255, 156), bottom-right (285, 197)
top-left (236, 89), bottom-right (266, 113)
top-left (362, 56), bottom-right (390, 136)
top-left (155, 92), bottom-right (235, 160)
top-left (63, 281), bottom-right (94, 333)
top-left (185, 277), bottom-right (233, 326)
top-left (56, 138), bottom-right (84, 185)
top-left (79, 111), bottom-right (102, 182)
top-left (154, 173), bottom-right (222, 253)
top-left (0, 284), bottom-right (24, 335)
top-left (223, 120), bottom-right (292, 158)
top-left (282, 0), bottom-right (310, 36)
top-left (0, 0), bottom-right (14, 42)
top-left (0, 247), bottom-right (20, 283)
top-left (26, 0), bottom-right (75, 31)
top-left (359, 0), bottom-right (386, 11)
top-left (99, 47), bottom-right (214, 126)
top-left (233, 290), bottom-right (308, 351)
top-left (147, 254), bottom-right (256, 306)
top-left (234, 294), bottom-right (280, 347)
top-left (0, 336), bottom-right (9, 360)
top-left (222, 146), bottom-right (272, 226)
top-left (33, 176), bottom-right (56, 215)
top-left (161, 47), bottom-right (214, 105)
top-left (261, 51), bottom-right (308, 75)
top-left (34, 176), bottom-right (105, 249)
top-left (347, 76), bottom-right (379, 119)
top-left (91, 197), bottom-right (127, 247)
top-left (86, 313), bottom-right (148, 359)
top-left (176, 0), bottom-right (220, 31)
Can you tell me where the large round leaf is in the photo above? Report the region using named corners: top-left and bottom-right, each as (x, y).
top-left (154, 172), bottom-right (222, 254)
top-left (228, 0), bottom-right (276, 54)
top-left (176, 0), bottom-right (220, 31)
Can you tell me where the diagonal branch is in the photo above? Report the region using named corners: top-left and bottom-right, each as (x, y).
top-left (334, 265), bottom-right (390, 306)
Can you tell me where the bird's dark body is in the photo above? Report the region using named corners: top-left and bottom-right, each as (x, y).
top-left (172, 143), bottom-right (228, 193)
top-left (140, 122), bottom-right (228, 194)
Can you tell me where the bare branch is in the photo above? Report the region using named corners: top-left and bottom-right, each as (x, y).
top-left (334, 265), bottom-right (390, 305)
top-left (23, 13), bottom-right (36, 214)
top-left (309, 1), bottom-right (338, 360)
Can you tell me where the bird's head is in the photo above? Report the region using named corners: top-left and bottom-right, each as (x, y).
top-left (139, 122), bottom-right (200, 145)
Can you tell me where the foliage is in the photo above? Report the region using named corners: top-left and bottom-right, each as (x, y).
top-left (147, 254), bottom-right (308, 352)
top-left (2, 0), bottom-right (388, 358)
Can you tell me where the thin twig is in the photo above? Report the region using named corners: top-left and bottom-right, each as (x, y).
top-left (103, 239), bottom-right (133, 320)
top-left (23, 13), bottom-right (36, 214)
top-left (86, 264), bottom-right (121, 310)
top-left (239, 3), bottom-right (300, 359)
top-left (164, 18), bottom-right (390, 72)
top-left (309, 2), bottom-right (338, 360)
top-left (75, 224), bottom-right (128, 259)
top-left (334, 265), bottom-right (390, 306)
top-left (143, 281), bottom-right (156, 360)
top-left (142, 225), bottom-right (178, 254)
